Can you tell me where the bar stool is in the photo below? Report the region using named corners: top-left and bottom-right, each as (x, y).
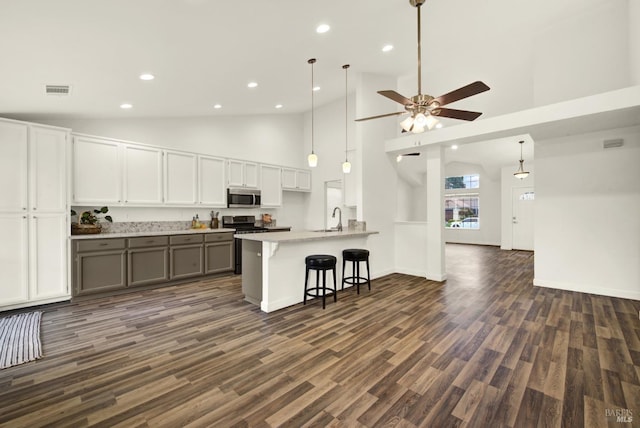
top-left (342, 249), bottom-right (371, 294)
top-left (304, 254), bottom-right (337, 309)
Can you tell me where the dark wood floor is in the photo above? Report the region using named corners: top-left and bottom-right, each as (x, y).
top-left (1, 244), bottom-right (639, 427)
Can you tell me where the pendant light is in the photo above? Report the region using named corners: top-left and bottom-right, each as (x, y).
top-left (513, 140), bottom-right (530, 179)
top-left (307, 58), bottom-right (318, 167)
top-left (342, 64), bottom-right (351, 174)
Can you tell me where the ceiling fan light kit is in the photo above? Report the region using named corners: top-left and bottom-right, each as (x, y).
top-left (513, 140), bottom-right (530, 179)
top-left (355, 0), bottom-right (490, 134)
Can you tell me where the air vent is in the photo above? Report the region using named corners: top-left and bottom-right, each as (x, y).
top-left (603, 138), bottom-right (623, 149)
top-left (45, 85), bottom-right (71, 95)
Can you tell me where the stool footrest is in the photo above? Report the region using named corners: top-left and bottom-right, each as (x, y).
top-left (343, 276), bottom-right (369, 285)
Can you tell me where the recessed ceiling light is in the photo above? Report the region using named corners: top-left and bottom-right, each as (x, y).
top-left (247, 82), bottom-right (258, 88)
top-left (451, 144), bottom-right (458, 150)
top-left (382, 44), bottom-right (394, 52)
top-left (275, 104), bottom-right (283, 109)
top-left (436, 123), bottom-right (443, 129)
top-left (213, 104), bottom-right (222, 109)
top-left (139, 73), bottom-right (155, 81)
top-left (316, 24), bottom-right (330, 34)
top-left (313, 86), bottom-right (320, 92)
top-left (120, 103), bottom-right (133, 109)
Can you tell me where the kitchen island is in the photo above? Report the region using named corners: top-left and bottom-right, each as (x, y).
top-left (237, 229), bottom-right (378, 312)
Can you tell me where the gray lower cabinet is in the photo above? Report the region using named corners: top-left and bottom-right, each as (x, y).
top-left (169, 235), bottom-right (204, 280)
top-left (128, 236), bottom-right (169, 287)
top-left (205, 232), bottom-right (234, 274)
top-left (74, 238), bottom-right (127, 296)
top-left (73, 232), bottom-right (234, 297)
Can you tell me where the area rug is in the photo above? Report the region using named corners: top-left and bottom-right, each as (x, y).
top-left (0, 311), bottom-right (43, 369)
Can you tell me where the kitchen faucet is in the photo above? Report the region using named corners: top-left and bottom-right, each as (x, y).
top-left (332, 207), bottom-right (342, 231)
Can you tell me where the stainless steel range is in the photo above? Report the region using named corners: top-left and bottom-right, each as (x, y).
top-left (222, 215), bottom-right (268, 274)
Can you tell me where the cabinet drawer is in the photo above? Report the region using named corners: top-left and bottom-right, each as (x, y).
top-left (170, 234), bottom-right (204, 245)
top-left (128, 236), bottom-right (169, 248)
top-left (76, 238), bottom-right (126, 252)
top-left (205, 232), bottom-right (234, 242)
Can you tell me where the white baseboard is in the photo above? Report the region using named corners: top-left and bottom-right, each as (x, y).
top-left (371, 268), bottom-right (395, 279)
top-left (395, 268), bottom-right (427, 278)
top-left (534, 278), bottom-right (640, 301)
top-left (426, 272), bottom-right (447, 282)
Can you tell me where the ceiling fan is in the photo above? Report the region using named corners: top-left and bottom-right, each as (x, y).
top-left (356, 0), bottom-right (490, 133)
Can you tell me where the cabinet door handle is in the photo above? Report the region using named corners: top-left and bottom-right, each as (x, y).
top-left (146, 240), bottom-right (155, 244)
top-left (99, 243), bottom-right (109, 246)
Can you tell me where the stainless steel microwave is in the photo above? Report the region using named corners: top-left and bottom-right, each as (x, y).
top-left (227, 188), bottom-right (261, 208)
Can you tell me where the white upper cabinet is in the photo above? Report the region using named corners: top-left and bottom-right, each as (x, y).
top-left (73, 136), bottom-right (122, 204)
top-left (198, 155), bottom-right (227, 207)
top-left (228, 160), bottom-right (259, 188)
top-left (164, 150), bottom-right (197, 205)
top-left (260, 165), bottom-right (282, 207)
top-left (30, 125), bottom-right (67, 212)
top-left (123, 144), bottom-right (163, 205)
top-left (0, 121), bottom-right (28, 212)
top-left (282, 168), bottom-right (311, 192)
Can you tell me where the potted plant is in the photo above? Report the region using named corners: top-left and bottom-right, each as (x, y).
top-left (71, 207), bottom-right (113, 235)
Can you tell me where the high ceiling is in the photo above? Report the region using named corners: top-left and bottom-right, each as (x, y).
top-left (0, 0), bottom-right (600, 120)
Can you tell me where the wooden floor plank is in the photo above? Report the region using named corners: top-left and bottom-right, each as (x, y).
top-left (0, 244), bottom-right (638, 427)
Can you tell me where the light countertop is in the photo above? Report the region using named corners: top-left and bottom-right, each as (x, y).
top-left (70, 228), bottom-right (237, 240)
top-left (235, 230), bottom-right (378, 243)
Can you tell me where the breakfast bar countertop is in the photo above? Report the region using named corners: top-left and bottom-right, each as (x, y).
top-left (234, 229), bottom-right (378, 243)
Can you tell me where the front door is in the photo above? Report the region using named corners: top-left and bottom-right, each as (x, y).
top-left (512, 187), bottom-right (534, 251)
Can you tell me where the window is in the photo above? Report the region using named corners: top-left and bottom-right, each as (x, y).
top-left (445, 195), bottom-right (480, 229)
top-left (445, 174), bottom-right (479, 190)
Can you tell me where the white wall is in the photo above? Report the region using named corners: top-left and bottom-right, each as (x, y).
top-left (500, 164), bottom-right (535, 250)
top-left (397, 0), bottom-right (631, 125)
top-left (300, 94), bottom-right (357, 231)
top-left (35, 114), bottom-right (305, 168)
top-left (631, 0), bottom-right (640, 85)
top-left (356, 73), bottom-right (399, 278)
top-left (443, 162), bottom-right (501, 246)
top-left (534, 125), bottom-right (640, 300)
top-left (532, 1), bottom-right (630, 106)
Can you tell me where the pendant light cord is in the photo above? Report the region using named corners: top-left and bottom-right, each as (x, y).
top-left (343, 64), bottom-right (349, 162)
top-left (308, 58), bottom-right (316, 155)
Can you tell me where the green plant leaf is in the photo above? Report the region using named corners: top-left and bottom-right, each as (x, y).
top-left (100, 206), bottom-right (109, 213)
top-left (104, 215), bottom-right (113, 223)
top-left (70, 209), bottom-right (77, 216)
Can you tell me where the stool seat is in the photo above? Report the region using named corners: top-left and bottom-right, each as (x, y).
top-left (305, 254), bottom-right (337, 268)
top-left (342, 249), bottom-right (369, 261)
top-left (342, 248), bottom-right (371, 294)
top-left (304, 254), bottom-right (337, 309)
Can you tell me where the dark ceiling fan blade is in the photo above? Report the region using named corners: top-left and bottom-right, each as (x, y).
top-left (355, 111), bottom-right (405, 122)
top-left (432, 81), bottom-right (490, 107)
top-left (434, 107), bottom-right (483, 121)
top-left (378, 90), bottom-right (414, 106)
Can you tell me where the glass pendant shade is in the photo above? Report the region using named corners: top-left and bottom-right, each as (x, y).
top-left (308, 152), bottom-right (318, 168)
top-left (513, 140), bottom-right (530, 179)
top-left (342, 160), bottom-right (351, 173)
top-left (514, 160), bottom-right (529, 179)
